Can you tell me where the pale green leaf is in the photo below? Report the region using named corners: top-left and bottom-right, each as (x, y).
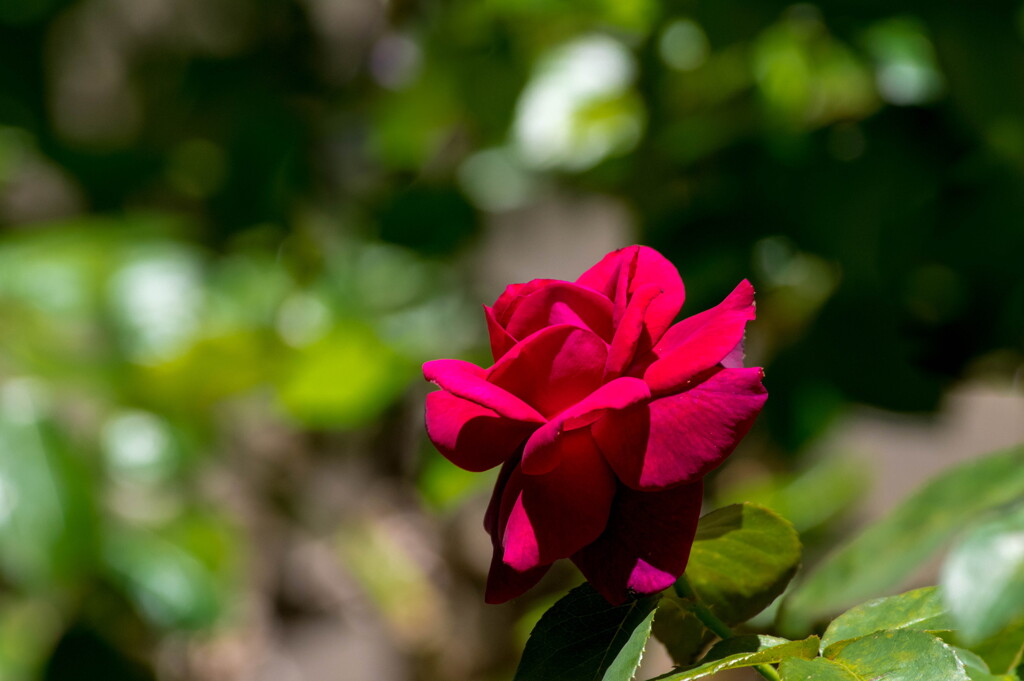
top-left (779, 657), bottom-right (859, 680)
top-left (821, 586), bottom-right (952, 653)
top-left (781, 445), bottom-right (1024, 633)
top-left (826, 630), bottom-right (969, 681)
top-left (941, 503), bottom-right (1024, 643)
top-left (950, 646), bottom-right (1017, 681)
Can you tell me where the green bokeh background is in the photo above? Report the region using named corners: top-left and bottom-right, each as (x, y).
top-left (0, 0), bottom-right (1021, 679)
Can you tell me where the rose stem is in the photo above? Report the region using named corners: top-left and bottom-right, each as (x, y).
top-left (674, 576), bottom-right (782, 681)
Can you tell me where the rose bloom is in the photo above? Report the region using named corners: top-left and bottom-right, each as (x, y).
top-left (423, 246), bottom-right (767, 604)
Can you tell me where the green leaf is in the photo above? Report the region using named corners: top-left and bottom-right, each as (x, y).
top-left (824, 630), bottom-right (969, 681)
top-left (779, 657), bottom-right (859, 680)
top-left (650, 635), bottom-right (819, 680)
top-left (103, 512), bottom-right (240, 631)
top-left (514, 583), bottom-right (659, 681)
top-left (278, 324), bottom-right (414, 429)
top-left (941, 503), bottom-right (1024, 643)
top-left (685, 503), bottom-right (801, 625)
top-left (651, 596), bottom-right (711, 666)
top-left (964, 618), bottom-right (1024, 675)
top-left (820, 586), bottom-right (953, 653)
top-left (950, 646), bottom-right (1017, 681)
top-left (781, 444), bottom-right (1024, 633)
top-left (0, 382), bottom-right (97, 590)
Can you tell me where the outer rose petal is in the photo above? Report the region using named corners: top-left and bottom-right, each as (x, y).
top-left (484, 457), bottom-right (551, 603)
top-left (593, 367), bottom-right (767, 490)
top-left (502, 429), bottom-right (617, 570)
top-left (642, 280), bottom-right (756, 393)
top-left (423, 359), bottom-right (545, 423)
top-left (505, 282), bottom-right (614, 343)
top-left (575, 245), bottom-right (685, 343)
top-left (572, 480), bottom-right (703, 605)
top-left (521, 377), bottom-right (650, 475)
top-left (488, 324), bottom-right (607, 418)
top-left (425, 391), bottom-right (537, 472)
top-left (485, 549), bottom-right (551, 604)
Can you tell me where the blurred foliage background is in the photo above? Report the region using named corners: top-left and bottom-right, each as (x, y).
top-left (0, 0), bottom-right (1022, 679)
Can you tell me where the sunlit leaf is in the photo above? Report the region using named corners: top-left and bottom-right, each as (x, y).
top-left (820, 630), bottom-right (969, 681)
top-left (820, 586), bottom-right (952, 653)
top-left (652, 635), bottom-right (819, 680)
top-left (779, 657), bottom-right (859, 680)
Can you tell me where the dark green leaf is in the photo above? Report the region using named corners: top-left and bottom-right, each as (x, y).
top-left (941, 503), bottom-right (1024, 643)
top-left (650, 635), bottom-right (819, 680)
top-left (651, 596), bottom-right (711, 666)
top-left (820, 586), bottom-right (952, 653)
top-left (514, 584), bottom-right (659, 681)
top-left (685, 503), bottom-right (801, 625)
top-left (782, 445), bottom-right (1024, 633)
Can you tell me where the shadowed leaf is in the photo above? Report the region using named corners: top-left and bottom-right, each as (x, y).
top-left (685, 503), bottom-right (801, 625)
top-left (514, 584), bottom-right (659, 681)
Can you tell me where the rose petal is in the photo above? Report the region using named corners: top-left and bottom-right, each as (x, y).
top-left (484, 457), bottom-right (552, 603)
top-left (633, 247), bottom-right (685, 340)
top-left (488, 324), bottom-right (608, 418)
top-left (425, 391), bottom-right (537, 472)
top-left (521, 377), bottom-right (650, 475)
top-left (504, 281), bottom-right (614, 343)
top-left (722, 338), bottom-right (745, 369)
top-left (643, 280), bottom-right (756, 393)
top-left (502, 429), bottom-right (617, 570)
top-left (572, 480), bottom-right (703, 605)
top-left (575, 246), bottom-right (634, 301)
top-left (593, 367), bottom-right (767, 490)
top-left (484, 305), bottom-right (518, 361)
top-left (605, 283), bottom-right (662, 377)
top-left (484, 455), bottom-right (520, 538)
top-left (423, 359), bottom-right (545, 423)
top-left (491, 279), bottom-right (558, 326)
top-left (576, 245), bottom-right (685, 349)
top-left (485, 551), bottom-right (551, 604)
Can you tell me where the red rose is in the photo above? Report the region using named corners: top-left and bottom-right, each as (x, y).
top-left (423, 246), bottom-right (767, 604)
